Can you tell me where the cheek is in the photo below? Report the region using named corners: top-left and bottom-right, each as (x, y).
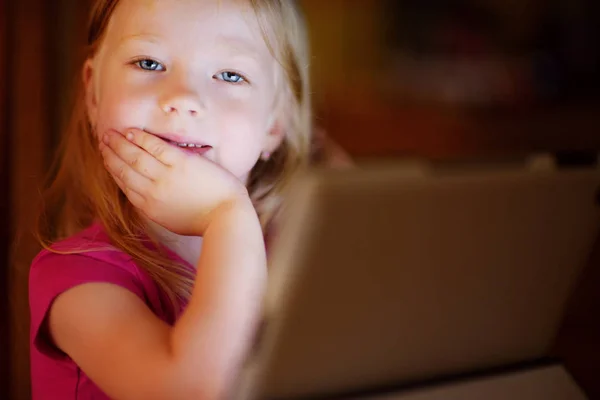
top-left (219, 122), bottom-right (264, 175)
top-left (94, 82), bottom-right (154, 137)
top-left (213, 99), bottom-right (271, 176)
top-left (212, 83), bottom-right (273, 121)
top-left (214, 86), bottom-right (273, 130)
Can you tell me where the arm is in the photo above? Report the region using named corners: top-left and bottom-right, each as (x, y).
top-left (50, 200), bottom-right (266, 400)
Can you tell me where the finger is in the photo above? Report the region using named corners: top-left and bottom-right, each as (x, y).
top-left (103, 130), bottom-right (166, 180)
top-left (123, 128), bottom-right (180, 167)
top-left (112, 173), bottom-right (148, 209)
top-left (101, 141), bottom-right (154, 197)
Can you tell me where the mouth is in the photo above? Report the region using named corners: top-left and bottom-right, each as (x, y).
top-left (166, 140), bottom-right (213, 155)
top-left (144, 130), bottom-right (213, 156)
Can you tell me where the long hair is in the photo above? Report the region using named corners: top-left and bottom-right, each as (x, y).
top-left (36, 0), bottom-right (312, 309)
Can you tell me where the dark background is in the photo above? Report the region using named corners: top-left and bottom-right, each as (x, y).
top-left (1, 0), bottom-right (599, 398)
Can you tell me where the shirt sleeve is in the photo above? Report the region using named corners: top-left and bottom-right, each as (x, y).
top-left (29, 251), bottom-right (147, 360)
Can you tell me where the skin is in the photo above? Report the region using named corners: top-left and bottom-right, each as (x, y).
top-left (47, 0), bottom-right (285, 398)
top-left (86, 0), bottom-right (285, 263)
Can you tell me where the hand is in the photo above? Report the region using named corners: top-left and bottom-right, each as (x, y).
top-left (99, 128), bottom-right (250, 236)
top-left (310, 127), bottom-right (353, 168)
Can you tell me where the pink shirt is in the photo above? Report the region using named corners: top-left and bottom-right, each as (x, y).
top-left (29, 222), bottom-right (194, 399)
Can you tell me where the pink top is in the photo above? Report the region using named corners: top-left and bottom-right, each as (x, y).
top-left (28, 222), bottom-right (194, 399)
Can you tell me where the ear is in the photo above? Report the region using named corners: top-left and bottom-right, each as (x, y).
top-left (263, 115), bottom-right (286, 155)
top-left (82, 58), bottom-right (98, 127)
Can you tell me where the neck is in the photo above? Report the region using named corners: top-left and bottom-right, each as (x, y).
top-left (144, 218), bottom-right (203, 268)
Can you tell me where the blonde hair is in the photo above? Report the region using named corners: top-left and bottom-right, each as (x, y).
top-left (36, 0), bottom-right (312, 308)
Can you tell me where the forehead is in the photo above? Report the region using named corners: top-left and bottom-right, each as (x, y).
top-left (104, 0), bottom-right (271, 55)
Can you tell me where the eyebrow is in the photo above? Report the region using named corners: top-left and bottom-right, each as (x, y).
top-left (117, 33), bottom-right (265, 64)
top-left (214, 36), bottom-right (267, 66)
top-left (118, 33), bottom-right (163, 47)
top-left (216, 36), bottom-right (259, 53)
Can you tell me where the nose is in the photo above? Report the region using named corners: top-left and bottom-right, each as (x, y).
top-left (159, 87), bottom-right (204, 117)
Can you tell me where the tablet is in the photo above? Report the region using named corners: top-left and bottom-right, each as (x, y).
top-left (236, 159), bottom-right (600, 400)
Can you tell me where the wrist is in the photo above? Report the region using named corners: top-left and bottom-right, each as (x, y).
top-left (198, 195), bottom-right (257, 235)
top-left (201, 196), bottom-right (266, 258)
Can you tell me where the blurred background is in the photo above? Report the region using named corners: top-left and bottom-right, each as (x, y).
top-left (1, 0), bottom-right (599, 399)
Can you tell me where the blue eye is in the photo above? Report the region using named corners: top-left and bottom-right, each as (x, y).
top-left (215, 71), bottom-right (246, 84)
top-left (135, 59), bottom-right (165, 71)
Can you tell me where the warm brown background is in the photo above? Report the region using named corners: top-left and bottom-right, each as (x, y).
top-left (1, 1), bottom-right (599, 399)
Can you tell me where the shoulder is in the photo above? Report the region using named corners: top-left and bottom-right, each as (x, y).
top-left (29, 223), bottom-right (151, 314)
top-left (29, 223), bottom-right (164, 360)
top-left (32, 222), bottom-right (132, 268)
top-left (31, 222), bottom-right (146, 281)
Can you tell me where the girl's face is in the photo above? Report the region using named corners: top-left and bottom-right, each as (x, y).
top-left (85, 0), bottom-right (284, 182)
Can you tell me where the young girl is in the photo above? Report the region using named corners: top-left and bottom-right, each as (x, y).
top-left (29, 0), bottom-right (312, 399)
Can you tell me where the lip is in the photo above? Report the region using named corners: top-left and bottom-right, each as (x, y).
top-left (179, 145), bottom-right (212, 156)
top-left (144, 129), bottom-right (210, 147)
top-left (143, 129), bottom-right (213, 156)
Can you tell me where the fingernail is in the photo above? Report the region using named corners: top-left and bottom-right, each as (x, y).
top-left (126, 131), bottom-right (134, 141)
top-left (102, 134), bottom-right (109, 144)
